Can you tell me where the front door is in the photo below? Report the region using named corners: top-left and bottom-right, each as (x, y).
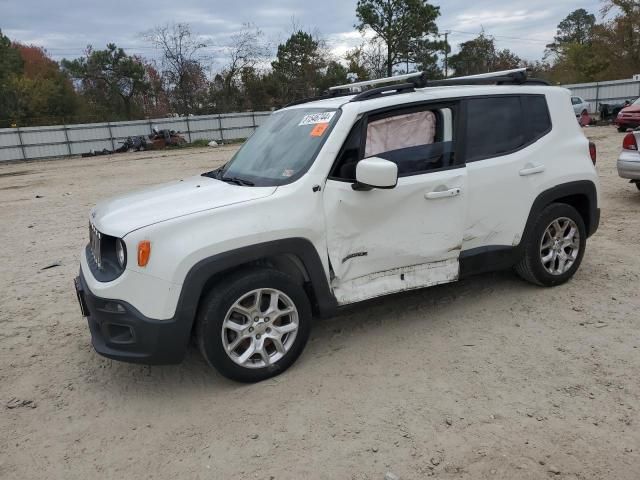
top-left (323, 102), bottom-right (467, 305)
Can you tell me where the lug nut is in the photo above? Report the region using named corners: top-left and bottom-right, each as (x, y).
top-left (256, 334), bottom-right (261, 340)
top-left (266, 327), bottom-right (272, 333)
top-left (254, 317), bottom-right (259, 322)
top-left (248, 327), bottom-right (254, 333)
top-left (265, 317), bottom-right (270, 322)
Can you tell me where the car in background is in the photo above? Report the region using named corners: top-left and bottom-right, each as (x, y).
top-left (571, 96), bottom-right (590, 116)
top-left (615, 98), bottom-right (640, 132)
top-left (618, 131), bottom-right (640, 191)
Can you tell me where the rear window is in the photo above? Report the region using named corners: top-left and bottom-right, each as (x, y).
top-left (464, 95), bottom-right (551, 162)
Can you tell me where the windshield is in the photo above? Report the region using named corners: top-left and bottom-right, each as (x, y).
top-left (220, 108), bottom-right (339, 186)
top-left (634, 98), bottom-right (640, 106)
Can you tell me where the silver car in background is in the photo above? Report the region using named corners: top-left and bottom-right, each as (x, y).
top-left (618, 131), bottom-right (640, 191)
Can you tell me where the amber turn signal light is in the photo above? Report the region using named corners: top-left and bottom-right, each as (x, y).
top-left (137, 240), bottom-right (151, 267)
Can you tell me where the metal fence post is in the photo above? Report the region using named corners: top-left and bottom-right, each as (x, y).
top-left (595, 83), bottom-right (600, 115)
top-left (185, 116), bottom-right (192, 142)
top-left (251, 112), bottom-right (256, 132)
top-left (218, 114), bottom-right (225, 143)
top-left (16, 127), bottom-right (27, 160)
top-left (62, 124), bottom-right (72, 156)
top-left (107, 122), bottom-right (116, 151)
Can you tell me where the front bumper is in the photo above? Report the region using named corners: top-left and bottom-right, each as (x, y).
top-left (75, 272), bottom-right (191, 365)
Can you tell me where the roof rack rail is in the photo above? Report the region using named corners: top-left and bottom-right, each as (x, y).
top-left (284, 68), bottom-right (550, 108)
top-left (329, 71), bottom-right (427, 92)
top-left (283, 90), bottom-right (355, 108)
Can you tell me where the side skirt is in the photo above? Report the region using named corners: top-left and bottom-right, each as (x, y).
top-left (332, 258), bottom-right (459, 305)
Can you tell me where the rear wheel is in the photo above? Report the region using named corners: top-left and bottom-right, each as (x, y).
top-left (515, 203), bottom-right (586, 287)
top-left (618, 126), bottom-right (628, 133)
top-left (196, 268), bottom-right (312, 382)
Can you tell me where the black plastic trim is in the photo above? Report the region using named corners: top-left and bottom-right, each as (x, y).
top-left (76, 272), bottom-right (190, 364)
top-left (459, 245), bottom-right (519, 278)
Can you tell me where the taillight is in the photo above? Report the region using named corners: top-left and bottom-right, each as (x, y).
top-left (589, 141), bottom-right (597, 165)
top-left (623, 133), bottom-right (638, 151)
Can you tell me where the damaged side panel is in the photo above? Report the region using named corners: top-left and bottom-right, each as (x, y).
top-left (331, 258), bottom-right (459, 305)
top-left (322, 168), bottom-right (468, 306)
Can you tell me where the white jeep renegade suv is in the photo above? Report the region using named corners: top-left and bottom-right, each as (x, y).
top-left (75, 69), bottom-right (600, 382)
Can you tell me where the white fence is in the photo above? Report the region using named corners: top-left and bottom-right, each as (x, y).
top-left (0, 111), bottom-right (272, 162)
top-left (563, 78), bottom-right (640, 113)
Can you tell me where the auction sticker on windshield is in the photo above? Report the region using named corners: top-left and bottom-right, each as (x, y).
top-left (299, 111), bottom-right (336, 126)
top-left (310, 123), bottom-right (329, 137)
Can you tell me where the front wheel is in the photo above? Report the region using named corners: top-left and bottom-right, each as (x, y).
top-left (196, 268), bottom-right (312, 382)
top-left (515, 203), bottom-right (587, 287)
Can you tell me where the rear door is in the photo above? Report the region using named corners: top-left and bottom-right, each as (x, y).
top-left (460, 94), bottom-right (553, 253)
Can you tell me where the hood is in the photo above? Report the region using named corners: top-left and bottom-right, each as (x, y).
top-left (91, 175), bottom-right (276, 238)
top-left (620, 105), bottom-right (640, 114)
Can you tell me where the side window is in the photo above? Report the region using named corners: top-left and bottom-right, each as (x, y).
top-left (464, 97), bottom-right (524, 162)
top-left (571, 97), bottom-right (581, 105)
top-left (365, 108), bottom-right (455, 176)
top-left (522, 95), bottom-right (552, 140)
top-left (330, 107), bottom-right (455, 180)
top-left (464, 95), bottom-right (551, 163)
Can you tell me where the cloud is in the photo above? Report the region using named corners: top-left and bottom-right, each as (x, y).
top-left (3, 0), bottom-right (602, 63)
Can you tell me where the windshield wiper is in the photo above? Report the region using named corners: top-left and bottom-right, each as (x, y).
top-left (220, 176), bottom-right (255, 187)
top-left (201, 166), bottom-right (225, 179)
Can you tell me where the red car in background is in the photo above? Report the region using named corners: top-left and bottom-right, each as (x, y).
top-left (616, 98), bottom-right (640, 132)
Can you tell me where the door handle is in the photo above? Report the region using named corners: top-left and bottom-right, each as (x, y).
top-left (519, 164), bottom-right (546, 176)
top-left (425, 188), bottom-right (461, 200)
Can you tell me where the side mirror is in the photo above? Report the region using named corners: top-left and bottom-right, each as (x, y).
top-left (354, 157), bottom-right (398, 190)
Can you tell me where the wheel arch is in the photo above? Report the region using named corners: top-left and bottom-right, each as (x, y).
top-left (523, 180), bottom-right (599, 244)
top-left (173, 238), bottom-right (337, 341)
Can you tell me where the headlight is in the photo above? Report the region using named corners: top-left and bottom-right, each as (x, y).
top-left (115, 239), bottom-right (126, 268)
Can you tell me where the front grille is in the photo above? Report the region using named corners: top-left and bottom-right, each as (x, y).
top-left (89, 223), bottom-right (102, 268)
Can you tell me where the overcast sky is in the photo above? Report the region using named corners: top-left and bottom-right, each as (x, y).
top-left (3, 0), bottom-right (603, 68)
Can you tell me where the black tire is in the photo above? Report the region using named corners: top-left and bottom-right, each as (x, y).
top-left (515, 203), bottom-right (587, 287)
top-left (196, 268), bottom-right (312, 382)
top-left (618, 126), bottom-right (628, 133)
top-left (636, 182), bottom-right (640, 191)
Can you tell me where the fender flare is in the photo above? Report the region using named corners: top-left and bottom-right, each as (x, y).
top-left (173, 238), bottom-right (337, 336)
top-left (521, 180), bottom-right (599, 241)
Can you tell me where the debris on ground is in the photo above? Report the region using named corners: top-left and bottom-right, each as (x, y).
top-left (6, 398), bottom-right (37, 409)
top-left (40, 262), bottom-right (61, 270)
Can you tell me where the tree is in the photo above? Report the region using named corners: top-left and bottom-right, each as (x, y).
top-left (12, 44), bottom-right (78, 125)
top-left (62, 44), bottom-right (148, 120)
top-left (145, 23), bottom-right (208, 114)
top-left (210, 24), bottom-right (270, 112)
top-left (0, 30), bottom-right (24, 125)
top-left (407, 36), bottom-right (448, 77)
top-left (545, 1), bottom-right (640, 83)
top-left (355, 0), bottom-right (440, 76)
top-left (448, 32), bottom-right (521, 76)
top-left (271, 31), bottom-right (327, 103)
top-left (546, 9), bottom-right (596, 58)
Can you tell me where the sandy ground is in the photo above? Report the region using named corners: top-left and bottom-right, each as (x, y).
top-left (0, 127), bottom-right (639, 480)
